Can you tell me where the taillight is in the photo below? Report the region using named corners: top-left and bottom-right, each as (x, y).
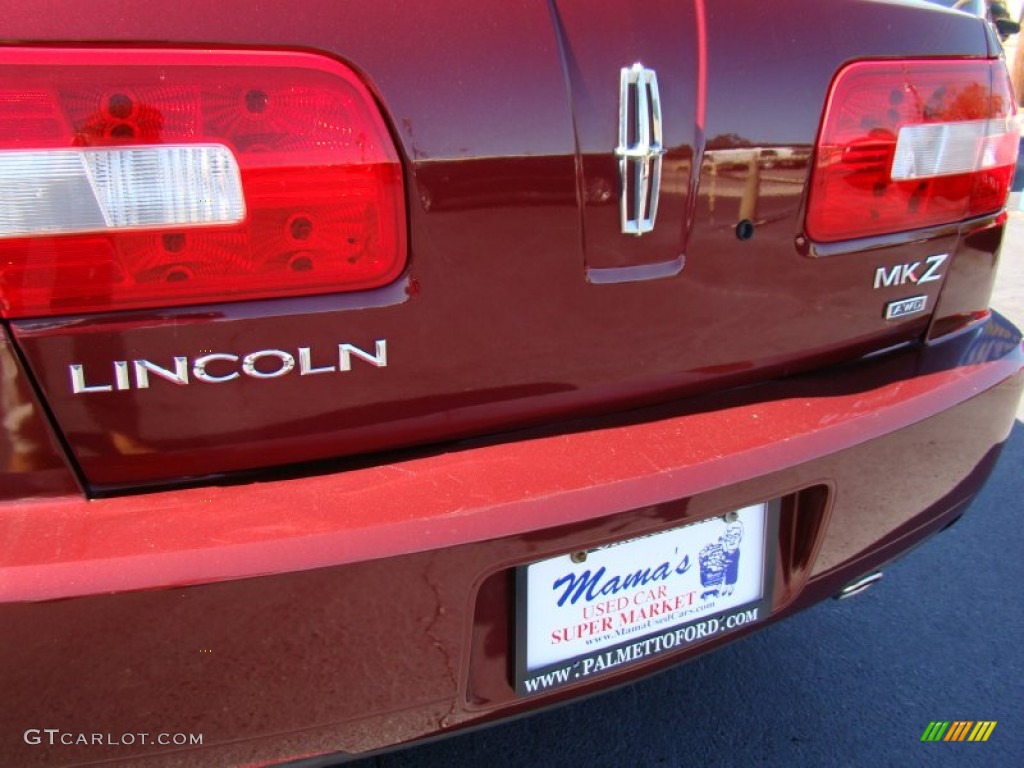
top-left (0, 49), bottom-right (406, 318)
top-left (806, 59), bottom-right (1019, 243)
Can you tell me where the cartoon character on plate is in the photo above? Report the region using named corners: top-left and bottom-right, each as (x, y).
top-left (698, 521), bottom-right (744, 600)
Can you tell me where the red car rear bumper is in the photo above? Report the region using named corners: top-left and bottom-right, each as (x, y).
top-left (1, 313), bottom-right (1021, 766)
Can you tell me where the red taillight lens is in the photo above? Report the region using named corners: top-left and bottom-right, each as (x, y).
top-left (0, 49), bottom-right (406, 318)
top-left (806, 59), bottom-right (1019, 243)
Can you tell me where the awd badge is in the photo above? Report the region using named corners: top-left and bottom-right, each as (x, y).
top-left (884, 295), bottom-right (928, 320)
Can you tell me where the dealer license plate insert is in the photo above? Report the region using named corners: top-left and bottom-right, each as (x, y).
top-left (515, 501), bottom-right (778, 696)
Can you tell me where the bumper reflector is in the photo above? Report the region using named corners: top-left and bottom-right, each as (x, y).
top-left (0, 145), bottom-right (244, 237)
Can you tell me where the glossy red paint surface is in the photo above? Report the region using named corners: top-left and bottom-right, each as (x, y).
top-left (0, 315), bottom-right (1020, 766)
top-left (555, 0), bottom-right (702, 273)
top-left (1, 1), bottom-right (1023, 765)
top-left (0, 0), bottom-right (998, 490)
top-left (1, 313), bottom-right (1021, 603)
top-left (0, 329), bottom-right (79, 498)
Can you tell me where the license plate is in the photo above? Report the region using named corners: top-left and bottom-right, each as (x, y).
top-left (515, 503), bottom-right (776, 696)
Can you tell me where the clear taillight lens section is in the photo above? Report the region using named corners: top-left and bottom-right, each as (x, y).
top-left (806, 59), bottom-right (1019, 243)
top-left (0, 145), bottom-right (245, 235)
top-left (0, 49), bottom-right (406, 318)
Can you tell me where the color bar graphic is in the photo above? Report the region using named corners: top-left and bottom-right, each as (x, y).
top-left (921, 721), bottom-right (949, 742)
top-left (944, 721), bottom-right (973, 741)
top-left (968, 722), bottom-right (997, 742)
top-left (921, 721), bottom-right (996, 742)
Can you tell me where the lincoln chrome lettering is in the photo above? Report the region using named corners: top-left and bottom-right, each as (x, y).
top-left (68, 341), bottom-right (388, 394)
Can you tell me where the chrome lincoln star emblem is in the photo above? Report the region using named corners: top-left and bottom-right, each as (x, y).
top-left (615, 63), bottom-right (666, 236)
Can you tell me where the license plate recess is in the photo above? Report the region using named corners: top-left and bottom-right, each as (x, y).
top-left (515, 502), bottom-right (777, 696)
